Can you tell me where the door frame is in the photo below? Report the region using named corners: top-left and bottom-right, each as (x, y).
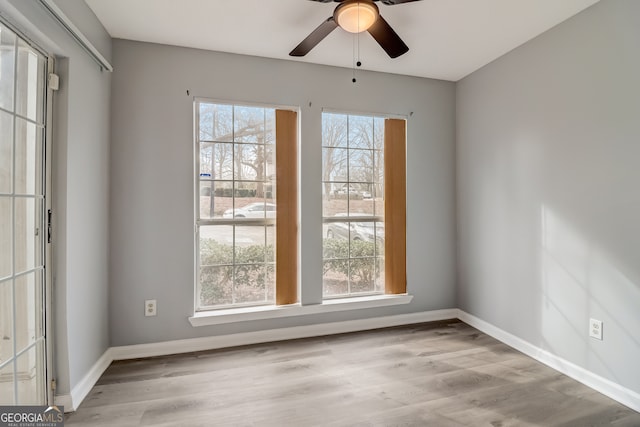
top-left (0, 15), bottom-right (54, 405)
top-left (44, 55), bottom-right (54, 406)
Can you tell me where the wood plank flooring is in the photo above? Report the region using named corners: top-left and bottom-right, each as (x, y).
top-left (65, 320), bottom-right (640, 426)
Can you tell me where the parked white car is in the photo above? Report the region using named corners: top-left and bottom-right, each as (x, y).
top-left (223, 202), bottom-right (276, 218)
top-left (326, 213), bottom-right (384, 243)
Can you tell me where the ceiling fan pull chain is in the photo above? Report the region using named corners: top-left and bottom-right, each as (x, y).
top-left (353, 1), bottom-right (360, 83)
top-left (352, 32), bottom-right (357, 83)
top-left (357, 29), bottom-right (362, 67)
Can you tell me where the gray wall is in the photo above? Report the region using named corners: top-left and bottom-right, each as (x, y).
top-left (0, 0), bottom-right (111, 396)
top-left (457, 0), bottom-right (640, 394)
top-left (109, 39), bottom-right (457, 346)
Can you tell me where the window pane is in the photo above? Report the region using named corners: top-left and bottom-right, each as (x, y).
top-left (234, 106), bottom-right (264, 143)
top-left (199, 181), bottom-right (213, 218)
top-left (374, 187), bottom-right (384, 217)
top-left (199, 145), bottom-right (212, 178)
top-left (349, 224), bottom-right (378, 258)
top-left (266, 264), bottom-right (275, 301)
top-left (349, 115), bottom-right (374, 149)
top-left (0, 197), bottom-right (11, 278)
top-left (14, 118), bottom-right (42, 196)
top-left (0, 111), bottom-right (13, 194)
top-left (200, 226), bottom-right (233, 265)
top-left (16, 341), bottom-right (45, 405)
top-left (323, 185), bottom-right (348, 218)
top-left (15, 271), bottom-right (44, 353)
top-left (233, 223), bottom-right (274, 305)
top-left (322, 147), bottom-right (347, 182)
top-left (0, 279), bottom-right (14, 367)
top-left (264, 144), bottom-right (275, 180)
top-left (201, 142), bottom-right (233, 180)
top-left (350, 232), bottom-right (375, 259)
top-left (234, 264), bottom-right (269, 304)
top-left (232, 183), bottom-right (264, 219)
top-left (200, 181), bottom-right (233, 219)
top-left (15, 40), bottom-right (44, 123)
top-left (361, 184), bottom-right (374, 201)
top-left (0, 25), bottom-right (16, 112)
top-left (349, 257), bottom-right (376, 294)
top-left (235, 225), bottom-right (266, 262)
top-left (199, 265), bottom-right (233, 306)
top-left (199, 103), bottom-right (232, 142)
top-left (374, 149), bottom-right (384, 183)
top-left (323, 227), bottom-right (349, 257)
top-left (375, 221), bottom-right (385, 251)
top-left (322, 113), bottom-right (347, 148)
top-left (348, 148), bottom-right (373, 184)
top-left (323, 259), bottom-right (348, 297)
top-left (265, 109), bottom-right (275, 145)
top-left (375, 257), bottom-right (385, 293)
top-left (351, 196), bottom-right (375, 216)
top-left (234, 144), bottom-right (267, 181)
top-left (265, 226), bottom-right (275, 263)
top-left (373, 117), bottom-right (385, 150)
top-left (265, 180), bottom-right (276, 210)
top-left (15, 198), bottom-right (42, 274)
top-left (0, 360), bottom-right (15, 404)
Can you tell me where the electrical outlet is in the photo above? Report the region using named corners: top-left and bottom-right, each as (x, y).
top-left (145, 299), bottom-right (157, 317)
top-left (589, 318), bottom-right (603, 340)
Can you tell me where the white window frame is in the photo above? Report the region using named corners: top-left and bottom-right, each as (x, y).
top-left (194, 98), bottom-right (279, 312)
top-left (321, 110), bottom-right (390, 300)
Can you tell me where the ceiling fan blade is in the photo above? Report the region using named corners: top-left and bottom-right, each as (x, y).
top-left (367, 15), bottom-right (409, 58)
top-left (379, 0), bottom-right (422, 5)
top-left (290, 17), bottom-right (338, 56)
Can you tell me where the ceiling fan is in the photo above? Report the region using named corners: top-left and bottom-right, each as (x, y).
top-left (290, 0), bottom-right (422, 59)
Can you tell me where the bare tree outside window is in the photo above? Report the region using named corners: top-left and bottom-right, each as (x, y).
top-left (196, 101), bottom-right (276, 309)
top-left (322, 112), bottom-right (385, 298)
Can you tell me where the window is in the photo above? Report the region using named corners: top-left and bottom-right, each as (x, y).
top-left (194, 100), bottom-right (404, 317)
top-left (322, 112), bottom-right (406, 298)
top-left (195, 101), bottom-right (297, 310)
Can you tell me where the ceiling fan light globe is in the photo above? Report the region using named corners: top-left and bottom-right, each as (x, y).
top-left (335, 1), bottom-right (378, 33)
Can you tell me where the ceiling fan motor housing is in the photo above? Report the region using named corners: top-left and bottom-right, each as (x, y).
top-left (334, 0), bottom-right (379, 33)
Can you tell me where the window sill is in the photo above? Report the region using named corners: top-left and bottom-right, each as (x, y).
top-left (188, 294), bottom-right (413, 327)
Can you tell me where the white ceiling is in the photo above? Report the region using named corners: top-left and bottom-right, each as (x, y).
top-left (85, 0), bottom-right (599, 82)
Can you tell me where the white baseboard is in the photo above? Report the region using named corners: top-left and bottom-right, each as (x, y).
top-left (111, 309), bottom-right (459, 360)
top-left (457, 310), bottom-right (640, 413)
top-left (56, 308), bottom-right (640, 415)
top-left (54, 348), bottom-right (113, 412)
top-left (53, 394), bottom-right (72, 412)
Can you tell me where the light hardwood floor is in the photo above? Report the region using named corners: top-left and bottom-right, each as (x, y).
top-left (66, 320), bottom-right (640, 426)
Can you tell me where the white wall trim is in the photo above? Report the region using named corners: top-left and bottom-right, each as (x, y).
top-left (54, 348), bottom-right (113, 412)
top-left (189, 294), bottom-right (414, 326)
top-left (457, 310), bottom-right (640, 413)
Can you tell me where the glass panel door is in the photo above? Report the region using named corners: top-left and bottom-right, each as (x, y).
top-left (0, 21), bottom-right (48, 405)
